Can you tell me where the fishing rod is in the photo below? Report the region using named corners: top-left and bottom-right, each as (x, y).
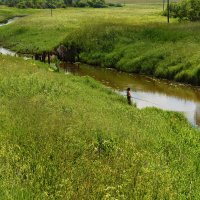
top-left (122, 94), bottom-right (160, 107)
top-left (131, 96), bottom-right (160, 107)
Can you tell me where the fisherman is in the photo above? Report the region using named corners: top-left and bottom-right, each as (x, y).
top-left (127, 87), bottom-right (132, 105)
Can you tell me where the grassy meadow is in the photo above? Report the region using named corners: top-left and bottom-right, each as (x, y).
top-left (0, 54), bottom-right (200, 199)
top-left (0, 5), bottom-right (37, 23)
top-left (1, 3), bottom-right (200, 198)
top-left (1, 4), bottom-right (200, 85)
top-left (66, 22), bottom-right (200, 85)
top-left (107, 0), bottom-right (163, 4)
top-left (0, 4), bottom-right (166, 52)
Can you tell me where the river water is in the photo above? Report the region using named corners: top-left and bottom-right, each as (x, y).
top-left (61, 63), bottom-right (200, 127)
top-left (1, 17), bottom-right (200, 127)
top-left (0, 18), bottom-right (19, 56)
top-left (0, 17), bottom-right (19, 27)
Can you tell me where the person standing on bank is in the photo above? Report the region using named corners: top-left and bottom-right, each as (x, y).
top-left (127, 88), bottom-right (132, 105)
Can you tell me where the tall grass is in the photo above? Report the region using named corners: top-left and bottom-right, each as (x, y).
top-left (0, 5), bottom-right (167, 53)
top-left (64, 21), bottom-right (200, 85)
top-left (0, 54), bottom-right (200, 199)
top-left (1, 5), bottom-right (200, 85)
top-left (0, 5), bottom-right (37, 23)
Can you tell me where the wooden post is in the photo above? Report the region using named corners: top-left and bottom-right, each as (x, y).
top-left (163, 0), bottom-right (165, 11)
top-left (35, 54), bottom-right (39, 60)
top-left (42, 52), bottom-right (46, 63)
top-left (51, 0), bottom-right (53, 17)
top-left (48, 52), bottom-right (51, 65)
top-left (167, 0), bottom-right (170, 23)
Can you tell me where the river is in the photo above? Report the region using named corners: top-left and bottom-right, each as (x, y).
top-left (0, 18), bottom-right (19, 56)
top-left (61, 63), bottom-right (200, 127)
top-left (1, 17), bottom-right (200, 127)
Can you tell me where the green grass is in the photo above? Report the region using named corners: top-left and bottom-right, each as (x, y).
top-left (0, 5), bottom-right (167, 53)
top-left (0, 5), bottom-right (38, 23)
top-left (0, 54), bottom-right (200, 199)
top-left (106, 0), bottom-right (163, 4)
top-left (1, 5), bottom-right (200, 85)
top-left (65, 21), bottom-right (200, 85)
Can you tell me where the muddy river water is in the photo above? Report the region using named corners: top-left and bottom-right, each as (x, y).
top-left (62, 63), bottom-right (200, 127)
top-left (1, 18), bottom-right (200, 127)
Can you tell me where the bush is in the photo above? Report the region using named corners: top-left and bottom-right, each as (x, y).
top-left (75, 1), bottom-right (88, 7)
top-left (17, 2), bottom-right (27, 9)
top-left (107, 2), bottom-right (122, 7)
top-left (2, 0), bottom-right (72, 8)
top-left (75, 0), bottom-right (107, 8)
top-left (164, 0), bottom-right (200, 21)
top-left (87, 0), bottom-right (107, 8)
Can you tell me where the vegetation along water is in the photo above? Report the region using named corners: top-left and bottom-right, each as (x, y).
top-left (1, 0), bottom-right (200, 199)
top-left (1, 1), bottom-right (200, 85)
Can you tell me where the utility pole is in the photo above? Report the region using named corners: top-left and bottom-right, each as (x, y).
top-left (163, 0), bottom-right (165, 11)
top-left (167, 0), bottom-right (170, 23)
top-left (51, 0), bottom-right (53, 17)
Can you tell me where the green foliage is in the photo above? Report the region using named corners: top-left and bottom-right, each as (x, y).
top-left (0, 0), bottom-right (110, 8)
top-left (1, 5), bottom-right (200, 85)
top-left (75, 0), bottom-right (107, 8)
top-left (0, 0), bottom-right (72, 8)
top-left (165, 0), bottom-right (200, 21)
top-left (1, 4), bottom-right (200, 198)
top-left (107, 2), bottom-right (122, 7)
top-left (0, 4), bottom-right (166, 52)
top-left (64, 21), bottom-right (200, 85)
top-left (0, 5), bottom-right (37, 23)
top-left (1, 55), bottom-right (200, 199)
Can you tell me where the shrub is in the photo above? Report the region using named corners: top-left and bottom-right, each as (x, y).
top-left (17, 2), bottom-right (27, 8)
top-left (75, 0), bottom-right (107, 8)
top-left (87, 0), bottom-right (107, 8)
top-left (75, 1), bottom-right (88, 7)
top-left (164, 0), bottom-right (200, 21)
top-left (107, 2), bottom-right (122, 7)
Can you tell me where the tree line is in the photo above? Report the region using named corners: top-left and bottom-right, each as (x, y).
top-left (0, 0), bottom-right (70, 8)
top-left (164, 0), bottom-right (200, 21)
top-left (0, 0), bottom-right (121, 8)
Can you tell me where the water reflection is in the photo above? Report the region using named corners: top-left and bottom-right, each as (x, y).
top-left (0, 17), bottom-right (20, 27)
top-left (0, 18), bottom-right (19, 56)
top-left (61, 62), bottom-right (200, 127)
top-left (0, 47), bottom-right (17, 56)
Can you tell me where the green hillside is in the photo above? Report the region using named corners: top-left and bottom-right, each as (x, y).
top-left (0, 54), bottom-right (200, 199)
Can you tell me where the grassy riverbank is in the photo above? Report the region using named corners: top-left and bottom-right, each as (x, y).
top-left (0, 4), bottom-right (166, 52)
top-left (0, 54), bottom-right (200, 199)
top-left (1, 5), bottom-right (200, 85)
top-left (65, 22), bottom-right (200, 85)
top-left (0, 3), bottom-right (200, 85)
top-left (0, 5), bottom-right (38, 23)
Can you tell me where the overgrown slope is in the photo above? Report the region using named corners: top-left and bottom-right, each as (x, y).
top-left (1, 5), bottom-right (200, 86)
top-left (64, 22), bottom-right (200, 85)
top-left (0, 55), bottom-right (200, 199)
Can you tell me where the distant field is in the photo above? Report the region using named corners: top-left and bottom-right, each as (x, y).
top-left (106, 0), bottom-right (178, 6)
top-left (1, 4), bottom-right (200, 86)
top-left (0, 4), bottom-right (166, 53)
top-left (0, 6), bottom-right (37, 23)
top-left (106, 0), bottom-right (163, 4)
